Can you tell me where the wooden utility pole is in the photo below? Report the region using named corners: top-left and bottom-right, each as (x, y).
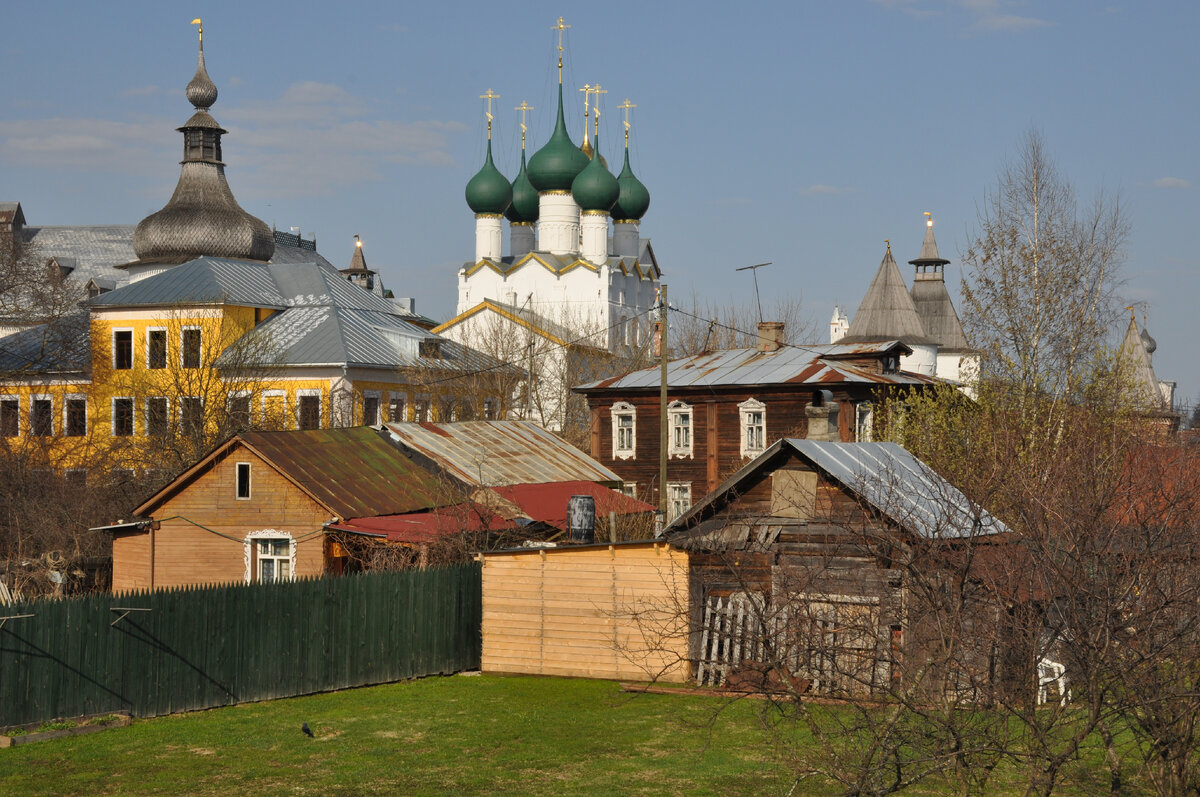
top-left (659, 283), bottom-right (668, 523)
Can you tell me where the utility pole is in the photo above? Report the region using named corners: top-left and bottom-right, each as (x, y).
top-left (659, 283), bottom-right (668, 526)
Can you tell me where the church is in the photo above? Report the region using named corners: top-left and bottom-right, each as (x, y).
top-left (434, 18), bottom-right (660, 432)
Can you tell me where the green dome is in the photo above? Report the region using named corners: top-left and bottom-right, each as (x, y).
top-left (506, 150), bottom-right (539, 223)
top-left (571, 133), bottom-right (619, 212)
top-left (527, 84), bottom-right (589, 192)
top-left (465, 140), bottom-right (512, 215)
top-left (613, 148), bottom-right (650, 221)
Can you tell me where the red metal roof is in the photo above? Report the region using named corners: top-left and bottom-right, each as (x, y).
top-left (330, 503), bottom-right (517, 544)
top-left (488, 481), bottom-right (655, 530)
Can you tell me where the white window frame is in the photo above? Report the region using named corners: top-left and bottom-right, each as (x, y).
top-left (387, 392), bottom-right (407, 423)
top-left (668, 400), bottom-right (693, 459)
top-left (180, 325), bottom-right (202, 369)
top-left (856, 402), bottom-right (874, 443)
top-left (610, 401), bottom-right (637, 460)
top-left (667, 481), bottom-right (692, 522)
top-left (235, 461), bottom-right (252, 500)
top-left (1, 394), bottom-right (20, 437)
top-left (146, 396), bottom-right (169, 436)
top-left (111, 327), bottom-right (134, 370)
top-left (63, 393), bottom-right (87, 437)
top-left (145, 327), bottom-right (168, 369)
top-left (111, 396), bottom-right (135, 437)
top-left (362, 390), bottom-right (381, 425)
top-left (738, 398), bottom-right (766, 458)
top-left (412, 394), bottom-right (432, 423)
top-left (30, 394), bottom-right (53, 436)
top-left (262, 389), bottom-right (287, 428)
top-left (226, 390), bottom-right (251, 428)
top-left (621, 482), bottom-right (637, 498)
top-left (296, 388), bottom-right (322, 430)
top-left (243, 530), bottom-right (297, 584)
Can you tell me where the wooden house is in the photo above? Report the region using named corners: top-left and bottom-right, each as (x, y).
top-left (573, 325), bottom-right (938, 517)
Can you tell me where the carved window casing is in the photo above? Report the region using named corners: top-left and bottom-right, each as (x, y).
top-left (668, 482), bottom-right (692, 522)
top-left (668, 400), bottom-right (693, 459)
top-left (738, 398), bottom-right (766, 458)
top-left (243, 530), bottom-right (297, 584)
top-left (610, 402), bottom-right (636, 460)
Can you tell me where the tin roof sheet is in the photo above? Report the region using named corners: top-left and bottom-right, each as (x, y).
top-left (576, 340), bottom-right (930, 391)
top-left (381, 421), bottom-right (623, 487)
top-left (330, 502), bottom-right (516, 544)
top-left (488, 481), bottom-right (655, 529)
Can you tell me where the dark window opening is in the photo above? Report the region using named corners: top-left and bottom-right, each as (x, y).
top-left (148, 330), bottom-right (167, 369)
top-left (181, 397), bottom-right (203, 435)
top-left (113, 398), bottom-right (134, 436)
top-left (419, 339), bottom-right (444, 359)
top-left (228, 396), bottom-right (251, 429)
top-left (182, 329), bottom-right (202, 369)
top-left (114, 330), bottom-right (133, 370)
top-left (236, 462), bottom-right (251, 499)
top-left (147, 398), bottom-right (169, 436)
top-left (363, 396), bottom-right (379, 426)
top-left (388, 398), bottom-right (405, 423)
top-left (298, 395), bottom-right (321, 430)
top-left (1, 399), bottom-right (18, 436)
top-left (66, 398), bottom-right (86, 436)
top-left (31, 399), bottom-right (52, 436)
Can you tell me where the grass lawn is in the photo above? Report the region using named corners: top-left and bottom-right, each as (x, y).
top-left (0, 674), bottom-right (803, 796)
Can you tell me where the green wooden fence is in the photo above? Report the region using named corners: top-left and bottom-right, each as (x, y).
top-left (0, 564), bottom-right (481, 727)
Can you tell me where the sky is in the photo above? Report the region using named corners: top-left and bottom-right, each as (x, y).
top-left (2, 1), bottom-right (1197, 408)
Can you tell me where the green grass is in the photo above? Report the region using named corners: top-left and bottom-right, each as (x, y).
top-left (0, 675), bottom-right (800, 796)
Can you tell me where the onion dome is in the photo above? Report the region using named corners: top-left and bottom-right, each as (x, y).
top-left (465, 139), bottom-right (512, 215)
top-left (132, 28), bottom-right (273, 264)
top-left (613, 148), bottom-right (650, 221)
top-left (527, 84), bottom-right (589, 192)
top-left (506, 150), bottom-right (539, 223)
top-left (571, 133), bottom-right (619, 212)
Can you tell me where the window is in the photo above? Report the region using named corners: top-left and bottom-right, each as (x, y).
top-left (147, 329), bottom-right (167, 369)
top-left (245, 533), bottom-right (295, 583)
top-left (64, 469), bottom-right (88, 487)
top-left (298, 393), bottom-right (321, 430)
top-left (1, 397), bottom-right (18, 437)
top-left (621, 482), bottom-right (637, 498)
top-left (113, 329), bottom-right (133, 370)
top-left (482, 398), bottom-right (499, 420)
top-left (236, 462), bottom-right (251, 500)
top-left (388, 395), bottom-right (406, 423)
top-left (180, 396), bottom-right (203, 435)
top-left (31, 397), bottom-right (53, 436)
top-left (65, 396), bottom-right (87, 436)
top-left (182, 328), bottom-right (201, 369)
top-left (668, 482), bottom-right (692, 522)
top-left (418, 339), bottom-right (444, 359)
top-left (262, 391), bottom-right (287, 428)
top-left (147, 397), bottom-right (169, 436)
top-left (882, 354), bottom-right (899, 374)
top-left (362, 392), bottom-right (380, 425)
top-left (228, 394), bottom-right (251, 429)
top-left (738, 398), bottom-right (766, 458)
top-left (413, 398), bottom-right (431, 423)
top-left (856, 403), bottom-right (874, 442)
top-left (610, 402), bottom-right (636, 460)
top-left (668, 401), bottom-right (693, 458)
top-left (112, 397), bottom-right (134, 436)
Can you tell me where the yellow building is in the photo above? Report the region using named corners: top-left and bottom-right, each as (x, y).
top-left (0, 29), bottom-right (513, 481)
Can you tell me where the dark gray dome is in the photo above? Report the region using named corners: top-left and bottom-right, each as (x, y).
top-left (186, 45), bottom-right (218, 110)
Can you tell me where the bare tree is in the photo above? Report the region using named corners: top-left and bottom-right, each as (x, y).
top-left (670, 292), bottom-right (816, 357)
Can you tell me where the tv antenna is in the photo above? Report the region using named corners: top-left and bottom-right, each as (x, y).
top-left (735, 262), bottom-right (773, 323)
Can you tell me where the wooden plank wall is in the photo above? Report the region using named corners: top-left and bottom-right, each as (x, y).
top-left (481, 543), bottom-right (692, 683)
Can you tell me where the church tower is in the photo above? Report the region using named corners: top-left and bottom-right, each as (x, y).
top-left (908, 213), bottom-right (976, 386)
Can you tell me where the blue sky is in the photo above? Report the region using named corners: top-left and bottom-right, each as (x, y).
top-left (2, 1), bottom-right (1197, 407)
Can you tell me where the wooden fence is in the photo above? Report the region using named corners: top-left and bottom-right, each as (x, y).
top-left (0, 565), bottom-right (481, 727)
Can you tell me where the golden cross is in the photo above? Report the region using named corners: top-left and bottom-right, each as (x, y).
top-left (515, 100), bottom-right (534, 149)
top-left (579, 83), bottom-right (592, 121)
top-left (618, 98), bottom-right (636, 147)
top-left (591, 84), bottom-right (607, 137)
top-left (479, 88), bottom-right (500, 138)
top-left (553, 16), bottom-right (570, 80)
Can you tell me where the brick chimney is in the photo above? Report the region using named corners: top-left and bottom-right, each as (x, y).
top-left (805, 390), bottom-right (840, 442)
top-left (756, 321), bottom-right (785, 353)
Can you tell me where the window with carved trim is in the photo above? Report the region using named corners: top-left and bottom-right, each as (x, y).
top-left (738, 398), bottom-right (766, 458)
top-left (668, 401), bottom-right (693, 458)
top-left (610, 402), bottom-right (636, 460)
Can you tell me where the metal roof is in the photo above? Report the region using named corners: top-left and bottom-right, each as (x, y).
top-left (380, 421), bottom-right (623, 487)
top-left (671, 440), bottom-right (1009, 540)
top-left (842, 247), bottom-right (935, 345)
top-left (0, 310), bottom-right (90, 372)
top-left (911, 276), bottom-right (971, 352)
top-left (88, 256), bottom-right (288, 308)
top-left (576, 340), bottom-right (930, 391)
top-left (488, 481), bottom-right (654, 529)
top-left (329, 503), bottom-right (516, 543)
top-left (235, 427), bottom-right (451, 519)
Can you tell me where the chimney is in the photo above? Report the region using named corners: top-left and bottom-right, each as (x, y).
top-left (756, 321), bottom-right (785, 353)
top-left (805, 390), bottom-right (839, 442)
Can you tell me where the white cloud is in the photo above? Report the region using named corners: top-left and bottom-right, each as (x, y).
top-left (0, 118), bottom-right (174, 175)
top-left (1152, 177), bottom-right (1191, 190)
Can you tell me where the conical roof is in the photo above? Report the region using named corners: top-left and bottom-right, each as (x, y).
top-left (909, 220), bottom-right (950, 268)
top-left (1119, 316), bottom-right (1163, 407)
top-left (908, 219), bottom-right (968, 351)
top-left (527, 84), bottom-right (589, 192)
top-left (842, 246), bottom-right (934, 345)
top-left (132, 30), bottom-right (273, 264)
top-left (465, 139), bottom-right (512, 215)
top-left (343, 239), bottom-right (373, 274)
top-left (571, 132), bottom-right (619, 212)
top-left (506, 150), bottom-right (539, 223)
top-left (613, 147), bottom-right (650, 221)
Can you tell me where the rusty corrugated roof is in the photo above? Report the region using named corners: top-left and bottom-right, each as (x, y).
top-left (380, 421), bottom-right (623, 487)
top-left (239, 427), bottom-right (452, 519)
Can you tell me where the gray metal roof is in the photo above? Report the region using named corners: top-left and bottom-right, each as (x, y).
top-left (671, 439), bottom-right (1009, 540)
top-left (911, 275), bottom-right (971, 352)
top-left (0, 310), bottom-right (90, 372)
top-left (380, 421), bottom-right (623, 487)
top-left (576, 340), bottom-right (932, 391)
top-left (842, 247), bottom-right (935, 345)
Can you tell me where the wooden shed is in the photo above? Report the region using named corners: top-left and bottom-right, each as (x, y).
top-left (480, 541), bottom-right (691, 683)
